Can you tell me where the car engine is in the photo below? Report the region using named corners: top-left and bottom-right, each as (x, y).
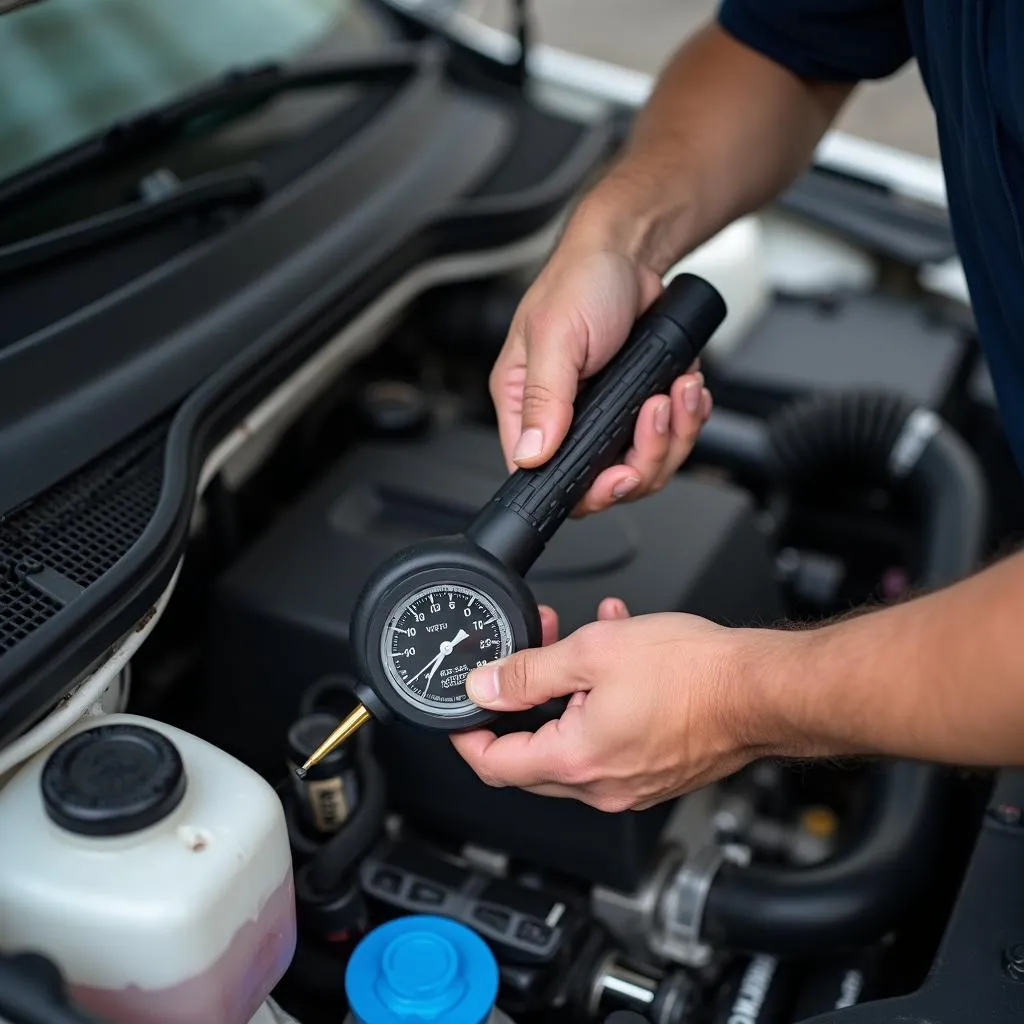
top-left (1, 250), bottom-right (1016, 1024)
top-left (0, 5), bottom-right (1021, 1019)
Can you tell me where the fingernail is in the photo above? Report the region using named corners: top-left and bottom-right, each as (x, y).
top-left (684, 381), bottom-right (701, 414)
top-left (513, 428), bottom-right (543, 463)
top-left (467, 665), bottom-right (501, 704)
top-left (654, 399), bottom-right (671, 436)
top-left (612, 476), bottom-right (640, 500)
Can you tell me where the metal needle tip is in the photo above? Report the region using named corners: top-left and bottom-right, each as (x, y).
top-left (296, 703), bottom-right (372, 776)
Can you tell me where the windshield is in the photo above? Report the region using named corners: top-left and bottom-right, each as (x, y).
top-left (0, 0), bottom-right (384, 182)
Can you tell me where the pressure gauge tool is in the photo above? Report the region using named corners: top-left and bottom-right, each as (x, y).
top-left (296, 273), bottom-right (726, 776)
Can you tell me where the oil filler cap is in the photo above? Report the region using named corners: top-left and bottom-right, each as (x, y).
top-left (346, 915), bottom-right (499, 1024)
top-left (41, 723), bottom-right (186, 837)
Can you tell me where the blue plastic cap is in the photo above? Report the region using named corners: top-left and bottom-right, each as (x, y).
top-left (346, 916), bottom-right (499, 1024)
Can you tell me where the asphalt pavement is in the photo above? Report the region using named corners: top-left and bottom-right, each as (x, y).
top-left (471, 0), bottom-right (940, 159)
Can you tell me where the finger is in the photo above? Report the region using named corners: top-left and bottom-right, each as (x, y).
top-left (652, 372), bottom-right (708, 491)
top-left (572, 374), bottom-right (692, 515)
top-left (513, 311), bottom-right (584, 468)
top-left (568, 463), bottom-right (643, 517)
top-left (450, 712), bottom-right (586, 789)
top-left (575, 366), bottom-right (709, 515)
top-left (451, 730), bottom-right (589, 802)
top-left (569, 392), bottom-right (671, 515)
top-left (489, 334), bottom-right (529, 473)
top-left (465, 637), bottom-right (581, 711)
top-left (638, 267), bottom-right (665, 312)
top-left (597, 597), bottom-right (631, 620)
top-left (519, 782), bottom-right (636, 812)
top-left (617, 391), bottom-right (676, 492)
top-left (539, 605), bottom-right (559, 646)
top-left (447, 750), bottom-right (584, 802)
top-left (520, 782), bottom-right (588, 800)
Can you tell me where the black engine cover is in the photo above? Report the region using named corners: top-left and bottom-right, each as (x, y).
top-left (205, 424), bottom-right (783, 889)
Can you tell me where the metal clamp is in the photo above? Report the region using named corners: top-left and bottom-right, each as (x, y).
top-left (889, 407), bottom-right (940, 478)
top-left (651, 844), bottom-right (726, 967)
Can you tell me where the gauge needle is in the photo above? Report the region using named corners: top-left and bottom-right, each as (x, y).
top-left (423, 629), bottom-right (469, 694)
top-left (404, 629), bottom-right (470, 691)
top-left (406, 650), bottom-right (447, 687)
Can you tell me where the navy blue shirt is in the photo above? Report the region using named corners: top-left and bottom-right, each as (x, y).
top-left (718, 0), bottom-right (1024, 469)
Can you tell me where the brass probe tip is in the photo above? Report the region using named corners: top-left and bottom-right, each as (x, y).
top-left (296, 703), bottom-right (373, 776)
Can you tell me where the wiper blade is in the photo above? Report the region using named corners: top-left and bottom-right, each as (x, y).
top-left (0, 41), bottom-right (431, 215)
top-left (0, 164), bottom-right (266, 279)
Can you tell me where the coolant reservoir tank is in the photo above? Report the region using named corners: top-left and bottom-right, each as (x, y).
top-left (344, 915), bottom-right (514, 1024)
top-left (0, 713), bottom-right (296, 1024)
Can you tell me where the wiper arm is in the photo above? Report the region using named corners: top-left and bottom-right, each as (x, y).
top-left (0, 41), bottom-right (432, 215)
top-left (0, 164), bottom-right (266, 279)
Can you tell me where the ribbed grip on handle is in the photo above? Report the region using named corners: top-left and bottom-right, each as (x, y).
top-left (468, 273), bottom-right (726, 572)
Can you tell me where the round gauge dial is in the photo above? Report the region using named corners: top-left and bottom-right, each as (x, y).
top-left (379, 583), bottom-right (514, 716)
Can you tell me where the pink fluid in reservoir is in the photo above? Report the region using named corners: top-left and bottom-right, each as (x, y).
top-left (71, 873), bottom-right (297, 1024)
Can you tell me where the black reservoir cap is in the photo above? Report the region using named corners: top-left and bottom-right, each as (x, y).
top-left (41, 723), bottom-right (187, 837)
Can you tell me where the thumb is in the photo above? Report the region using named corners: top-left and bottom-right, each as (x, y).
top-left (466, 641), bottom-right (579, 712)
top-left (512, 312), bottom-right (584, 467)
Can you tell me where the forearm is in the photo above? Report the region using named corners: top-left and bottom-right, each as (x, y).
top-left (751, 551), bottom-right (1024, 767)
top-left (562, 21), bottom-right (853, 274)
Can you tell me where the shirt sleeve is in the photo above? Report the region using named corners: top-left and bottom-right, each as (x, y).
top-left (717, 0), bottom-right (913, 82)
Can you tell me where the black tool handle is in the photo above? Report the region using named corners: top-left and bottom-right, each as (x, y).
top-left (466, 272), bottom-right (726, 574)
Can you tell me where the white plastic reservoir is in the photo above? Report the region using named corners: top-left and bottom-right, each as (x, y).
top-left (664, 216), bottom-right (769, 356)
top-left (0, 713), bottom-right (296, 1024)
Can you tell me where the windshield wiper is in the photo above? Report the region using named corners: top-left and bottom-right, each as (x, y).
top-left (0, 164), bottom-right (266, 279)
top-left (0, 41), bottom-right (433, 215)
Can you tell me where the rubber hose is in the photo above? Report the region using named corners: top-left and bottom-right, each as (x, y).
top-left (690, 405), bottom-right (772, 478)
top-left (307, 727), bottom-right (387, 895)
top-left (766, 390), bottom-right (918, 481)
top-left (696, 391), bottom-right (987, 955)
top-left (702, 761), bottom-right (948, 956)
top-left (764, 391), bottom-right (987, 588)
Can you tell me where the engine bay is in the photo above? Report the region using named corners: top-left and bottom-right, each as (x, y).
top-left (0, 8), bottom-right (1023, 1016)
top-left (1, 236), bottom-right (1020, 1023)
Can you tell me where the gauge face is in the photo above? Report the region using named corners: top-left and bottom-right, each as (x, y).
top-left (379, 583), bottom-right (514, 716)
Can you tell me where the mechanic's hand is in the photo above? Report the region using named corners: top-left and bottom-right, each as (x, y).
top-left (451, 600), bottom-right (763, 812)
top-left (491, 248), bottom-right (712, 515)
